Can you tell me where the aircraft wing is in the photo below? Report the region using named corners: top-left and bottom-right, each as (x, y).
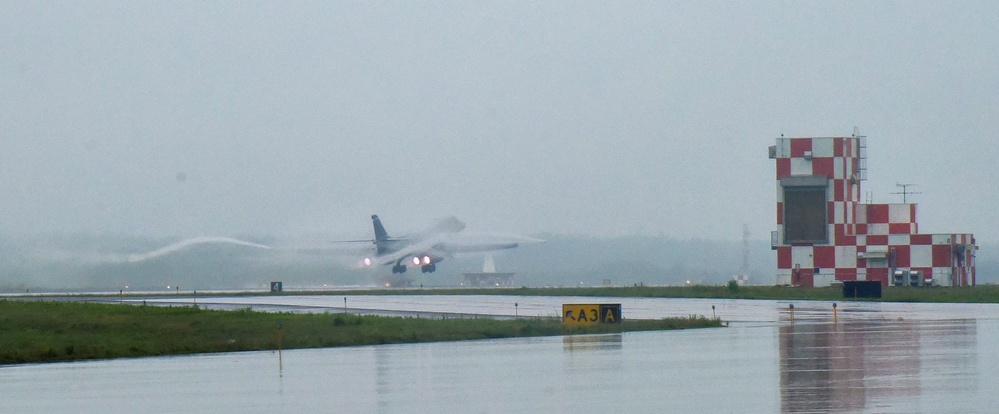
top-left (430, 232), bottom-right (543, 255)
top-left (372, 232), bottom-right (542, 266)
top-left (373, 236), bottom-right (447, 266)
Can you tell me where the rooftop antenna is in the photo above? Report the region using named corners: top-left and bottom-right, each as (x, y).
top-left (892, 183), bottom-right (921, 203)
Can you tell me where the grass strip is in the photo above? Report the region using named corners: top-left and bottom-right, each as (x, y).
top-left (295, 285), bottom-right (999, 303)
top-left (38, 284), bottom-right (999, 304)
top-left (0, 300), bottom-right (720, 365)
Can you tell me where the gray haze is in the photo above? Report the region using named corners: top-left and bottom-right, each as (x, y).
top-left (3, 2), bottom-right (998, 243)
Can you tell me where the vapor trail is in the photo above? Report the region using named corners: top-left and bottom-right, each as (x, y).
top-left (123, 237), bottom-right (271, 262)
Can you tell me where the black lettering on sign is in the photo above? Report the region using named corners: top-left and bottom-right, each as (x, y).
top-left (599, 304), bottom-right (622, 324)
top-left (562, 304), bottom-right (610, 325)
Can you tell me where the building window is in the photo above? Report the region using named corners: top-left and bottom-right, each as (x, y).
top-left (784, 186), bottom-right (827, 243)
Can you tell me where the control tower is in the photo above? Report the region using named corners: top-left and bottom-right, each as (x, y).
top-left (769, 135), bottom-right (976, 287)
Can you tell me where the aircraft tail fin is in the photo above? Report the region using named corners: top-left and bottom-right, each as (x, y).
top-left (371, 215), bottom-right (389, 241)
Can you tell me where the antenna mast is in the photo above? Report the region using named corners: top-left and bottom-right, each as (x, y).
top-left (741, 224), bottom-right (750, 276)
top-left (892, 183), bottom-right (921, 203)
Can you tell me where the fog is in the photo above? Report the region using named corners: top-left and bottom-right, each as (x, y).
top-left (2, 2), bottom-right (997, 289)
top-left (0, 232), bottom-right (783, 291)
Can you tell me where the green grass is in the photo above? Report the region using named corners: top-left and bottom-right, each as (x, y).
top-left (878, 285), bottom-right (999, 303)
top-left (40, 283), bottom-right (999, 304)
top-left (0, 300), bottom-right (721, 364)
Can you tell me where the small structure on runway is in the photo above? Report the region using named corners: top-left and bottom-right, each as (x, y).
top-left (462, 256), bottom-right (515, 287)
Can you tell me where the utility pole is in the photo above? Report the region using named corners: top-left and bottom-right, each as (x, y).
top-left (741, 224), bottom-right (750, 276)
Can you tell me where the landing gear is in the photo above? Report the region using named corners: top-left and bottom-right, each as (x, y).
top-left (393, 257), bottom-right (440, 274)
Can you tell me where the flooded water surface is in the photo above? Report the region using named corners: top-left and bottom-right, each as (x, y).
top-left (2, 296), bottom-right (997, 413)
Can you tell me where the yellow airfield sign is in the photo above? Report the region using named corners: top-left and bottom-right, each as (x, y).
top-left (562, 304), bottom-right (622, 326)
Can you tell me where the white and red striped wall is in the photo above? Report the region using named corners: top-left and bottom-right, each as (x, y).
top-left (771, 137), bottom-right (976, 287)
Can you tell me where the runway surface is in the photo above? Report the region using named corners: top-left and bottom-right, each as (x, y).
top-left (2, 295), bottom-right (997, 413)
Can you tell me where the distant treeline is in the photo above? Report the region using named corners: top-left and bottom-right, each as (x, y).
top-left (0, 233), bottom-right (993, 292)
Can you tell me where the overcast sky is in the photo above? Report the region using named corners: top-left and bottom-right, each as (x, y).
top-left (2, 1), bottom-right (997, 242)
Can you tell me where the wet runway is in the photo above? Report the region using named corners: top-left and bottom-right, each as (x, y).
top-left (3, 295), bottom-right (998, 413)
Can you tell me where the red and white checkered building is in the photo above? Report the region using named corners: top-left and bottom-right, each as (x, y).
top-left (770, 136), bottom-right (977, 287)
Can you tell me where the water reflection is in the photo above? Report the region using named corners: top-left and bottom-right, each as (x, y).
top-left (2, 297), bottom-right (995, 413)
top-left (780, 319), bottom-right (977, 413)
top-left (563, 334), bottom-right (623, 352)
